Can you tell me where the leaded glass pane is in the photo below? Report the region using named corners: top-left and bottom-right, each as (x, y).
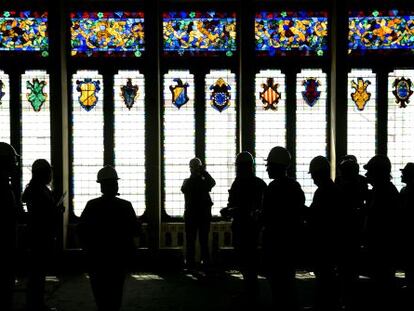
top-left (205, 70), bottom-right (237, 215)
top-left (163, 70), bottom-right (195, 217)
top-left (347, 69), bottom-right (377, 166)
top-left (255, 69), bottom-right (286, 183)
top-left (21, 70), bottom-right (51, 189)
top-left (388, 69), bottom-right (414, 191)
top-left (296, 69), bottom-right (328, 205)
top-left (72, 70), bottom-right (104, 216)
top-left (0, 71), bottom-right (10, 144)
top-left (114, 71), bottom-right (146, 216)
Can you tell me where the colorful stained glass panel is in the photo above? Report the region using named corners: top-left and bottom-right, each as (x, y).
top-left (255, 11), bottom-right (328, 56)
top-left (0, 11), bottom-right (48, 55)
top-left (163, 11), bottom-right (237, 56)
top-left (349, 10), bottom-right (414, 55)
top-left (71, 11), bottom-right (144, 57)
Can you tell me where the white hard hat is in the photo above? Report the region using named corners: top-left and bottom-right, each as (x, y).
top-left (97, 165), bottom-right (119, 183)
top-left (309, 156), bottom-right (330, 174)
top-left (266, 146), bottom-right (291, 167)
top-left (236, 151), bottom-right (254, 166)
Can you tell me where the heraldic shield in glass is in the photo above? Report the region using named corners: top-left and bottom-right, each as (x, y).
top-left (210, 78), bottom-right (231, 112)
top-left (351, 77), bottom-right (371, 111)
top-left (393, 77), bottom-right (413, 108)
top-left (76, 78), bottom-right (101, 111)
top-left (26, 78), bottom-right (47, 112)
top-left (259, 78), bottom-right (281, 110)
top-left (302, 78), bottom-right (321, 107)
top-left (0, 80), bottom-right (4, 104)
top-left (169, 78), bottom-right (189, 109)
top-left (120, 78), bottom-right (139, 110)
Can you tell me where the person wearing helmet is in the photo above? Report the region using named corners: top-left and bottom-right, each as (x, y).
top-left (308, 156), bottom-right (346, 311)
top-left (0, 142), bottom-right (19, 311)
top-left (335, 155), bottom-right (369, 309)
top-left (79, 165), bottom-right (141, 311)
top-left (363, 155), bottom-right (399, 309)
top-left (220, 151), bottom-right (266, 302)
top-left (400, 163), bottom-right (414, 297)
top-left (22, 159), bottom-right (62, 311)
top-left (181, 158), bottom-right (215, 269)
top-left (261, 146), bottom-right (305, 310)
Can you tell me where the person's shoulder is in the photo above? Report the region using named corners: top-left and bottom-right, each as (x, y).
top-left (114, 197), bottom-right (133, 207)
top-left (254, 176), bottom-right (267, 187)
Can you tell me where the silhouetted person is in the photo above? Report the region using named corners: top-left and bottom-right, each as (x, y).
top-left (309, 156), bottom-right (346, 311)
top-left (335, 155), bottom-right (369, 309)
top-left (220, 152), bottom-right (266, 302)
top-left (363, 155), bottom-right (399, 309)
top-left (22, 159), bottom-right (61, 311)
top-left (399, 163), bottom-right (414, 297)
top-left (0, 142), bottom-right (19, 311)
top-left (79, 166), bottom-right (140, 311)
top-left (262, 147), bottom-right (305, 311)
top-left (181, 158), bottom-right (215, 269)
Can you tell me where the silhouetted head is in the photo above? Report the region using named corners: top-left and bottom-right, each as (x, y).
top-left (0, 142), bottom-right (19, 180)
top-left (309, 156), bottom-right (331, 186)
top-left (31, 159), bottom-right (52, 185)
top-left (363, 155), bottom-right (391, 186)
top-left (236, 151), bottom-right (254, 177)
top-left (189, 157), bottom-right (203, 176)
top-left (401, 162), bottom-right (414, 185)
top-left (266, 146), bottom-right (291, 179)
top-left (339, 155), bottom-right (359, 180)
top-left (97, 165), bottom-right (119, 196)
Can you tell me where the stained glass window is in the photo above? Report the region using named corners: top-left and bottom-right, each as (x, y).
top-left (163, 70), bottom-right (195, 217)
top-left (255, 70), bottom-right (286, 183)
top-left (114, 71), bottom-right (146, 216)
top-left (163, 11), bottom-right (237, 57)
top-left (296, 69), bottom-right (328, 205)
top-left (347, 69), bottom-right (377, 166)
top-left (205, 70), bottom-right (237, 215)
top-left (21, 70), bottom-right (51, 188)
top-left (71, 11), bottom-right (144, 57)
top-left (72, 71), bottom-right (104, 216)
top-left (255, 11), bottom-right (328, 57)
top-left (388, 69), bottom-right (414, 191)
top-left (0, 71), bottom-right (10, 144)
top-left (349, 10), bottom-right (414, 55)
top-left (0, 11), bottom-right (48, 56)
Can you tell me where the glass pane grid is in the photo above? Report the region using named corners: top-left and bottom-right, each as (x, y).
top-left (72, 70), bottom-right (104, 216)
top-left (255, 69), bottom-right (286, 183)
top-left (205, 70), bottom-right (237, 215)
top-left (21, 70), bottom-right (51, 189)
top-left (347, 69), bottom-right (377, 167)
top-left (114, 70), bottom-right (146, 216)
top-left (0, 71), bottom-right (10, 144)
top-left (296, 69), bottom-right (328, 205)
top-left (163, 70), bottom-right (195, 217)
top-left (388, 69), bottom-right (414, 191)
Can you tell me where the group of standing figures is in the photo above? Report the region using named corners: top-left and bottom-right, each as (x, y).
top-left (183, 147), bottom-right (414, 311)
top-left (1, 139), bottom-right (414, 311)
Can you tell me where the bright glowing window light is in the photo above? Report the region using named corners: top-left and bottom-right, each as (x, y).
top-left (163, 70), bottom-right (195, 217)
top-left (21, 70), bottom-right (51, 188)
top-left (72, 70), bottom-right (104, 216)
top-left (114, 71), bottom-right (146, 216)
top-left (0, 71), bottom-right (10, 144)
top-left (296, 69), bottom-right (328, 205)
top-left (388, 69), bottom-right (414, 191)
top-left (255, 69), bottom-right (286, 183)
top-left (205, 69), bottom-right (237, 215)
top-left (347, 69), bottom-right (377, 166)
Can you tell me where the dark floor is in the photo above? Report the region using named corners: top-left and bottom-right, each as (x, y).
top-left (12, 270), bottom-right (413, 311)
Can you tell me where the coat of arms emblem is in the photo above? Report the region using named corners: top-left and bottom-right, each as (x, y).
top-left (210, 78), bottom-right (231, 112)
top-left (76, 78), bottom-right (101, 111)
top-left (259, 78), bottom-right (281, 110)
top-left (351, 78), bottom-right (371, 111)
top-left (169, 78), bottom-right (189, 109)
top-left (26, 78), bottom-right (47, 112)
top-left (0, 80), bottom-right (5, 105)
top-left (302, 78), bottom-right (321, 107)
top-left (392, 77), bottom-right (413, 108)
top-left (120, 78), bottom-right (139, 110)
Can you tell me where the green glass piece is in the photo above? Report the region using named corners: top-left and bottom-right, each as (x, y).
top-left (26, 78), bottom-right (47, 112)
